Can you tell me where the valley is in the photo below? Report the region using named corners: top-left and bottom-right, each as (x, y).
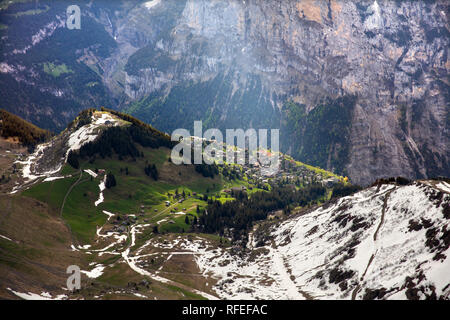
top-left (0, 0), bottom-right (448, 184)
top-left (0, 109), bottom-right (448, 300)
top-left (1, 109), bottom-right (359, 300)
top-left (0, 0), bottom-right (448, 302)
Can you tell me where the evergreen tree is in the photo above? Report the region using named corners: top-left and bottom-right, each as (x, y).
top-left (67, 151), bottom-right (79, 169)
top-left (150, 164), bottom-right (158, 180)
top-left (105, 172), bottom-right (117, 188)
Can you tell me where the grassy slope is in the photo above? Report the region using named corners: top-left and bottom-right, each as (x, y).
top-left (20, 145), bottom-right (227, 242)
top-left (0, 194), bottom-right (83, 299)
top-left (2, 144), bottom-right (226, 299)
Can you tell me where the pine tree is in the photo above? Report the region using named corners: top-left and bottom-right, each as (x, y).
top-left (150, 164), bottom-right (158, 180)
top-left (67, 151), bottom-right (79, 169)
top-left (105, 173), bottom-right (117, 188)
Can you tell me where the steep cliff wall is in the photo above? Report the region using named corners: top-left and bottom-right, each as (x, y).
top-left (107, 0), bottom-right (448, 185)
top-left (0, 0), bottom-right (448, 184)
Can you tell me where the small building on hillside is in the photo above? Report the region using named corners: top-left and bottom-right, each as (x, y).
top-left (322, 177), bottom-right (339, 188)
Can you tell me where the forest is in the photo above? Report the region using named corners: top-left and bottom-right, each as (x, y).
top-left (199, 184), bottom-right (327, 240)
top-left (67, 109), bottom-right (175, 168)
top-left (0, 109), bottom-right (52, 147)
top-left (282, 95), bottom-right (357, 176)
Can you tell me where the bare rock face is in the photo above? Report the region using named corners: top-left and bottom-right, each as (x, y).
top-left (95, 0), bottom-right (448, 185)
top-left (0, 0), bottom-right (448, 184)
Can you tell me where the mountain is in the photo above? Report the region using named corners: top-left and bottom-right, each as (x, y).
top-left (0, 0), bottom-right (448, 185)
top-left (1, 109), bottom-right (356, 300)
top-left (196, 179), bottom-right (450, 300)
top-left (0, 110), bottom-right (448, 300)
top-left (0, 1), bottom-right (449, 301)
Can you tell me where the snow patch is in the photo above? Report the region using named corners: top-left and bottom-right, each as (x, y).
top-left (43, 176), bottom-right (66, 182)
top-left (144, 0), bottom-right (161, 10)
top-left (84, 169), bottom-right (98, 178)
top-left (95, 175), bottom-right (107, 207)
top-left (102, 210), bottom-right (115, 220)
top-left (7, 288), bottom-right (67, 300)
top-left (0, 234), bottom-right (13, 242)
top-left (81, 265), bottom-right (105, 279)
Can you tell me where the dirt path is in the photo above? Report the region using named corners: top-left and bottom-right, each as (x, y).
top-left (59, 170), bottom-right (90, 246)
top-left (271, 248), bottom-right (314, 300)
top-left (59, 171), bottom-right (84, 218)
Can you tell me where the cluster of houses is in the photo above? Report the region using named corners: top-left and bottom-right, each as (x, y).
top-left (185, 137), bottom-right (342, 190)
top-left (240, 155), bottom-right (342, 189)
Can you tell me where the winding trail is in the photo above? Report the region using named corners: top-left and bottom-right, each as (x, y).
top-left (59, 170), bottom-right (90, 246)
top-left (60, 170), bottom-right (83, 218)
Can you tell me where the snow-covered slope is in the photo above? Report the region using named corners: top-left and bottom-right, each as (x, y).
top-left (196, 181), bottom-right (450, 300)
top-left (12, 111), bottom-right (125, 192)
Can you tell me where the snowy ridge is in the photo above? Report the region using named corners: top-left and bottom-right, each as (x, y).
top-left (65, 112), bottom-right (122, 159)
top-left (194, 182), bottom-right (449, 300)
top-left (13, 112), bottom-right (124, 190)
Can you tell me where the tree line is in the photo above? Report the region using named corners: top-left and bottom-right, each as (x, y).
top-left (0, 109), bottom-right (52, 148)
top-left (199, 184), bottom-right (327, 240)
top-left (195, 163), bottom-right (219, 178)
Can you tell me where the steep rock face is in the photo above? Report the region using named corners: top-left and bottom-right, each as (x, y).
top-left (0, 0), bottom-right (448, 184)
top-left (105, 0), bottom-right (449, 185)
